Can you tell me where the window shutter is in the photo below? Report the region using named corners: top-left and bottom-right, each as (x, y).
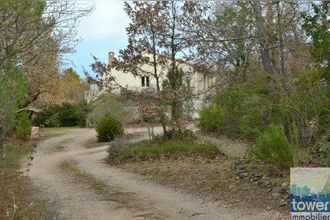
top-left (141, 76), bottom-right (145, 87)
top-left (146, 76), bottom-right (150, 87)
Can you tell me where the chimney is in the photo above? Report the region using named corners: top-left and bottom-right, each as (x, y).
top-left (108, 51), bottom-right (115, 67)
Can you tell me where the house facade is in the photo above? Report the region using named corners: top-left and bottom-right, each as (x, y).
top-left (86, 51), bottom-right (214, 119)
top-left (107, 52), bottom-right (214, 93)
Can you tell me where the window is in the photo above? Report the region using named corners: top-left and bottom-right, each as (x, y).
top-left (141, 76), bottom-right (150, 87)
top-left (203, 74), bottom-right (213, 90)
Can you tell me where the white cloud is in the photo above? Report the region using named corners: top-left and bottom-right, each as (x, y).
top-left (63, 0), bottom-right (130, 75)
top-left (78, 0), bottom-right (129, 40)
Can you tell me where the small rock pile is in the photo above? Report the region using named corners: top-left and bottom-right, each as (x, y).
top-left (233, 160), bottom-right (290, 207)
top-left (31, 126), bottom-right (40, 140)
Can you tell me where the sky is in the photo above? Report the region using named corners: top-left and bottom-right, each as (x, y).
top-left (63, 0), bottom-right (130, 77)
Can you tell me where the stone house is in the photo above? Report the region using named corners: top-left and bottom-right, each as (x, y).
top-left (85, 51), bottom-right (214, 120)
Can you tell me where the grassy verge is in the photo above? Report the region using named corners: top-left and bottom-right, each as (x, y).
top-left (108, 138), bottom-right (223, 164)
top-left (0, 141), bottom-right (35, 170)
top-left (0, 139), bottom-right (57, 219)
top-left (0, 141), bottom-right (36, 219)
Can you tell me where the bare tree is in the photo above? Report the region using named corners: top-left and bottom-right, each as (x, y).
top-left (194, 2), bottom-right (255, 83)
top-left (89, 1), bottom-right (208, 133)
top-left (117, 1), bottom-right (168, 133)
top-left (0, 0), bottom-right (92, 67)
top-left (250, 1), bottom-right (274, 74)
top-left (156, 1), bottom-right (209, 130)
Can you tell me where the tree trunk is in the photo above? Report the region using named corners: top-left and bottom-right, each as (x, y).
top-left (276, 2), bottom-right (289, 95)
top-left (0, 126), bottom-right (4, 153)
top-left (151, 27), bottom-right (167, 135)
top-left (252, 1), bottom-right (274, 74)
top-left (169, 2), bottom-right (183, 131)
top-left (160, 113), bottom-right (167, 134)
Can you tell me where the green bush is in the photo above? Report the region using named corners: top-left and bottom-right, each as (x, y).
top-left (0, 61), bottom-right (28, 139)
top-left (33, 102), bottom-right (89, 128)
top-left (96, 114), bottom-right (124, 142)
top-left (251, 124), bottom-right (296, 169)
top-left (57, 103), bottom-right (81, 127)
top-left (199, 68), bottom-right (328, 144)
top-left (198, 103), bottom-right (223, 132)
top-left (16, 113), bottom-right (32, 141)
top-left (76, 100), bottom-right (89, 127)
top-left (198, 68), bottom-right (329, 168)
top-left (219, 86), bottom-right (245, 135)
top-left (33, 105), bottom-right (56, 127)
top-left (198, 82), bottom-right (271, 139)
top-left (239, 94), bottom-right (273, 139)
top-left (47, 113), bottom-right (61, 127)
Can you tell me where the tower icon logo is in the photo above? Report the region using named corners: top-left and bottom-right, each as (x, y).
top-left (290, 168), bottom-right (330, 219)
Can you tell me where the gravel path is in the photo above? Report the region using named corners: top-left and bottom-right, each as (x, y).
top-left (28, 128), bottom-right (283, 219)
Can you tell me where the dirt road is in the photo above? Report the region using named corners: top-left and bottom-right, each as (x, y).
top-left (29, 128), bottom-right (284, 219)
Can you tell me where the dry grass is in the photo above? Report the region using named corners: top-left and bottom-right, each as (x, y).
top-left (118, 159), bottom-right (289, 215)
top-left (0, 138), bottom-right (58, 219)
top-left (108, 138), bottom-right (224, 165)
